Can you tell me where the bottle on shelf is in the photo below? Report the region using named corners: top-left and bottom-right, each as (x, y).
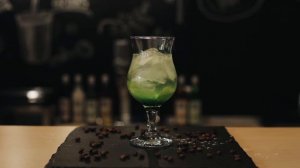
top-left (85, 74), bottom-right (97, 124)
top-left (58, 73), bottom-right (72, 124)
top-left (72, 74), bottom-right (85, 124)
top-left (98, 73), bottom-right (113, 126)
top-left (174, 75), bottom-right (188, 126)
top-left (188, 75), bottom-right (203, 125)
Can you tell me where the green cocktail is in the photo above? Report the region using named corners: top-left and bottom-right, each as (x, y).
top-left (127, 36), bottom-right (177, 148)
top-left (127, 48), bottom-right (177, 106)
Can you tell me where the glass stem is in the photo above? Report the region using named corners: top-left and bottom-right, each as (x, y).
top-left (144, 106), bottom-right (160, 133)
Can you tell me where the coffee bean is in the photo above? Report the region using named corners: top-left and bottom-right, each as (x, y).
top-left (173, 127), bottom-right (178, 131)
top-left (84, 129), bottom-right (90, 133)
top-left (155, 152), bottom-right (161, 158)
top-left (139, 154), bottom-right (145, 160)
top-left (164, 128), bottom-right (170, 133)
top-left (130, 132), bottom-right (136, 137)
top-left (78, 149), bottom-right (84, 154)
top-left (167, 156), bottom-right (173, 162)
top-left (80, 153), bottom-right (90, 162)
top-left (100, 150), bottom-right (109, 157)
top-left (234, 154), bottom-right (241, 161)
top-left (120, 134), bottom-right (127, 139)
top-left (90, 127), bottom-right (96, 132)
top-left (163, 155), bottom-right (168, 160)
top-left (133, 151), bottom-right (138, 157)
top-left (192, 145), bottom-right (197, 149)
top-left (135, 125), bottom-right (140, 130)
top-left (229, 149), bottom-right (236, 154)
top-left (140, 129), bottom-right (146, 134)
top-left (89, 149), bottom-right (98, 155)
top-left (110, 128), bottom-right (117, 133)
top-left (98, 135), bottom-right (104, 139)
top-left (206, 153), bottom-right (213, 158)
top-left (120, 154), bottom-right (129, 161)
top-left (216, 150), bottom-right (222, 155)
top-left (177, 148), bottom-right (183, 154)
top-left (102, 132), bottom-right (109, 137)
top-left (178, 154), bottom-right (185, 159)
top-left (94, 154), bottom-right (101, 161)
top-left (228, 138), bottom-right (234, 143)
top-left (176, 134), bottom-right (182, 138)
top-left (196, 147), bottom-right (203, 152)
top-left (90, 141), bottom-right (103, 148)
top-left (75, 137), bottom-right (81, 143)
top-left (188, 148), bottom-right (195, 153)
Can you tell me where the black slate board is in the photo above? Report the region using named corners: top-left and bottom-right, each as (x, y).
top-left (46, 126), bottom-right (257, 168)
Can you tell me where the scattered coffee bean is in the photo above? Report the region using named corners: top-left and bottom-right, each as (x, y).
top-left (188, 148), bottom-right (195, 153)
top-left (94, 154), bottom-right (102, 161)
top-left (139, 154), bottom-right (145, 160)
top-left (89, 149), bottom-right (98, 155)
top-left (234, 154), bottom-right (241, 161)
top-left (196, 147), bottom-right (203, 152)
top-left (75, 137), bottom-right (81, 143)
top-left (167, 156), bottom-right (173, 162)
top-left (98, 135), bottom-right (104, 139)
top-left (163, 155), bottom-right (168, 160)
top-left (178, 154), bottom-right (185, 159)
top-left (133, 151), bottom-right (138, 157)
top-left (216, 150), bottom-right (222, 155)
top-left (130, 132), bottom-right (136, 137)
top-left (173, 127), bottom-right (178, 131)
top-left (110, 128), bottom-right (117, 133)
top-left (80, 153), bottom-right (90, 162)
top-left (90, 141), bottom-right (103, 148)
top-left (120, 134), bottom-right (127, 139)
top-left (90, 127), bottom-right (96, 132)
top-left (176, 134), bottom-right (182, 138)
top-left (229, 149), bottom-right (236, 154)
top-left (140, 129), bottom-right (146, 134)
top-left (177, 148), bottom-right (183, 154)
top-left (84, 129), bottom-right (90, 133)
top-left (206, 153), bottom-right (213, 158)
top-left (120, 154), bottom-right (129, 161)
top-left (135, 125), bottom-right (140, 130)
top-left (100, 150), bottom-right (109, 157)
top-left (155, 152), bottom-right (161, 158)
top-left (78, 149), bottom-right (84, 154)
top-left (102, 132), bottom-right (109, 137)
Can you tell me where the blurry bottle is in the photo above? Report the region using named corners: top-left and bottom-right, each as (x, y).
top-left (298, 93), bottom-right (300, 117)
top-left (188, 75), bottom-right (202, 125)
top-left (113, 39), bottom-right (131, 125)
top-left (98, 73), bottom-right (113, 126)
top-left (72, 74), bottom-right (85, 123)
top-left (174, 75), bottom-right (188, 126)
top-left (58, 73), bottom-right (71, 123)
top-left (85, 75), bottom-right (97, 124)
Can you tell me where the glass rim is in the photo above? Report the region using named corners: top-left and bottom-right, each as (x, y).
top-left (130, 36), bottom-right (175, 40)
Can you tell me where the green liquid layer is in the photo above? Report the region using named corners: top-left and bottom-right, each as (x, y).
top-left (127, 80), bottom-right (177, 106)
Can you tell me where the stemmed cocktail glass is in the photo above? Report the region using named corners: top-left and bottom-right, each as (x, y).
top-left (127, 36), bottom-right (177, 148)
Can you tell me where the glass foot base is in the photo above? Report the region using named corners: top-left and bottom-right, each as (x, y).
top-left (130, 136), bottom-right (173, 148)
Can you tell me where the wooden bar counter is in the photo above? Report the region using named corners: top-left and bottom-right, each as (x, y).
top-left (0, 126), bottom-right (299, 168)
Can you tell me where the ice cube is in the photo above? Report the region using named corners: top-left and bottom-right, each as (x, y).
top-left (129, 48), bottom-right (175, 84)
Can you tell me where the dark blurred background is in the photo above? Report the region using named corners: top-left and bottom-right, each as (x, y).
top-left (0, 0), bottom-right (299, 126)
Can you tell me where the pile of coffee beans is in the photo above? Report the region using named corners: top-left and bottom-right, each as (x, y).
top-left (75, 126), bottom-right (243, 164)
